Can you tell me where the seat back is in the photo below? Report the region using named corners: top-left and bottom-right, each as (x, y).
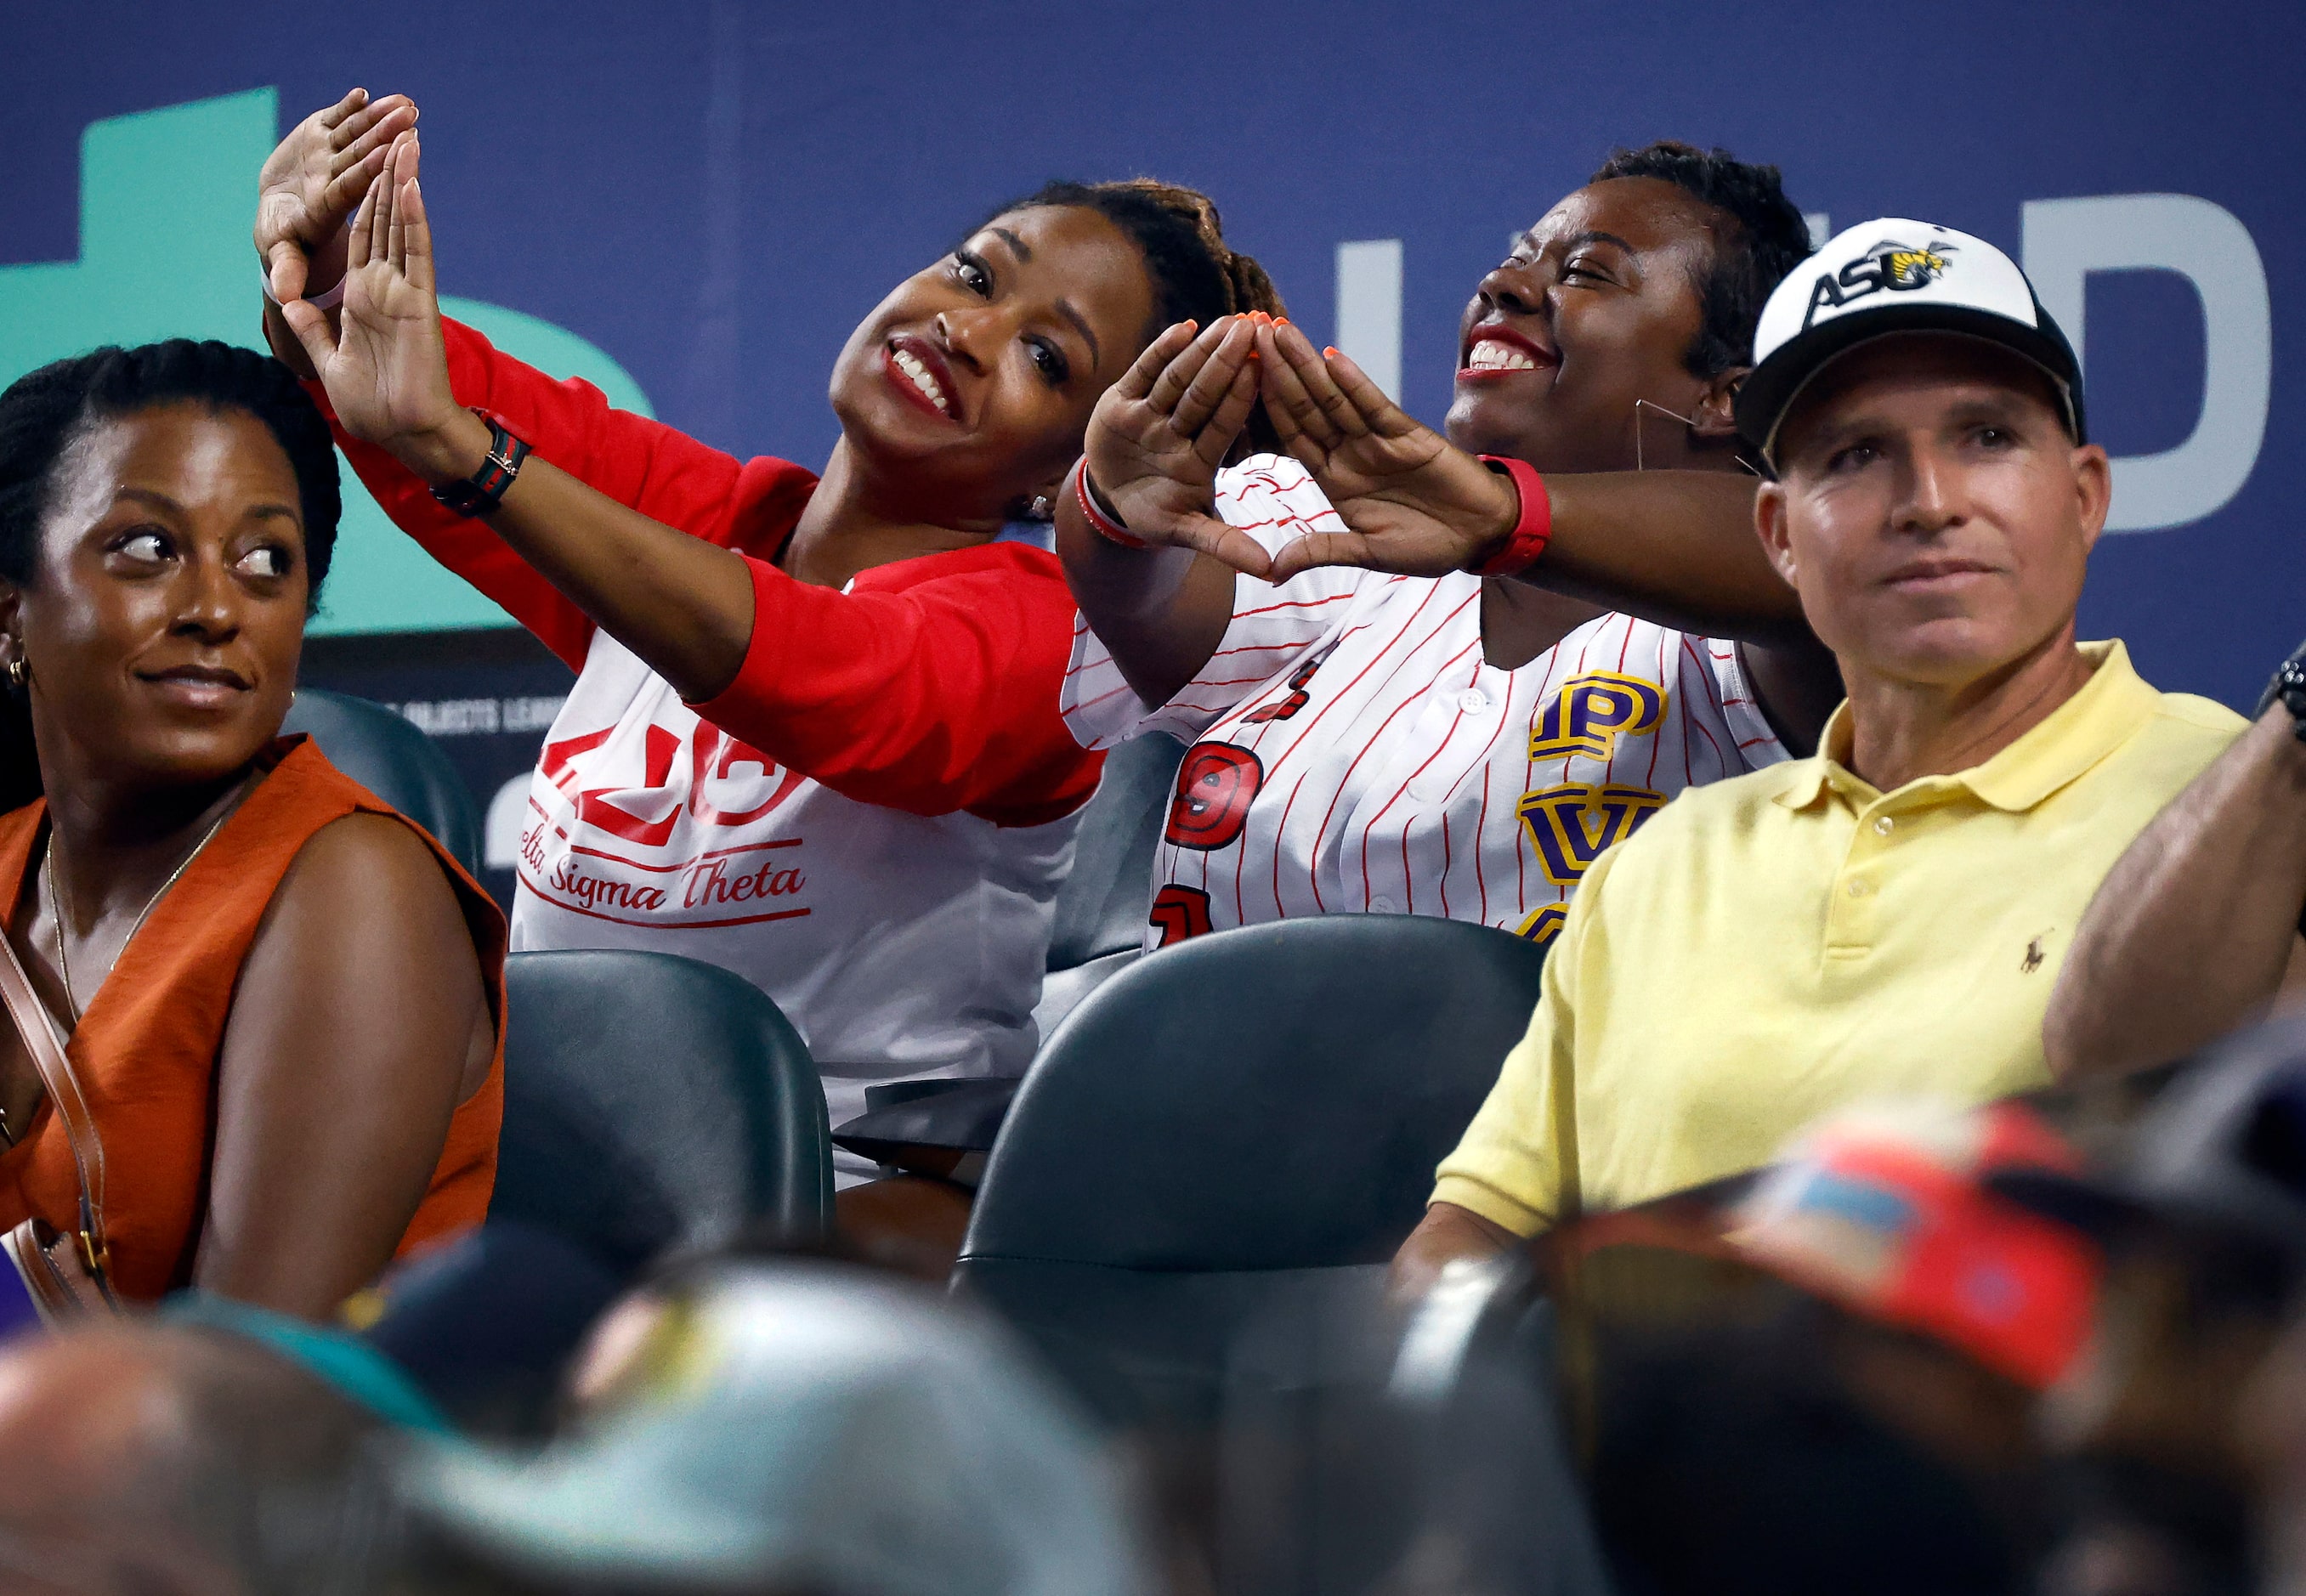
top-left (1045, 733), bottom-right (1184, 970)
top-left (495, 950), bottom-right (834, 1270)
top-left (955, 914), bottom-right (1548, 1426)
top-left (282, 688), bottom-right (482, 876)
top-left (1032, 730), bottom-right (1186, 1047)
top-left (967, 914), bottom-right (1547, 1271)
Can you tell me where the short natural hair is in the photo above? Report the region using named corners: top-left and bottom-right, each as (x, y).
top-left (1590, 141), bottom-right (1813, 380)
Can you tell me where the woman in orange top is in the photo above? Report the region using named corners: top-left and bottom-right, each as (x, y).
top-left (0, 339), bottom-right (501, 1316)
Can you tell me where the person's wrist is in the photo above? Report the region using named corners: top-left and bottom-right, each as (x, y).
top-left (1466, 456), bottom-right (1553, 577)
top-left (1072, 457), bottom-right (1149, 550)
top-left (1465, 472), bottom-right (1520, 563)
top-left (397, 410), bottom-right (495, 487)
top-left (2259, 642), bottom-right (2306, 748)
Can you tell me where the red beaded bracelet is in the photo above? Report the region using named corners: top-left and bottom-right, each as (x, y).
top-left (1072, 459), bottom-right (1148, 550)
top-left (1469, 455), bottom-right (1553, 576)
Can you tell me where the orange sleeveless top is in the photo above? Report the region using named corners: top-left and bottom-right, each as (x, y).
top-left (0, 737), bottom-right (507, 1302)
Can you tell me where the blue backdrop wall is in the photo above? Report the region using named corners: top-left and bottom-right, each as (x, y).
top-left (3, 0), bottom-right (2300, 710)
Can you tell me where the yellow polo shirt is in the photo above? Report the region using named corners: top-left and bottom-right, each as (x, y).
top-left (1432, 641), bottom-right (2242, 1235)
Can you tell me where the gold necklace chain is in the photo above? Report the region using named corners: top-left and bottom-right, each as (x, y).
top-left (45, 787), bottom-right (246, 1025)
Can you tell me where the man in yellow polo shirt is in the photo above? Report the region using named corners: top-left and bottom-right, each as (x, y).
top-left (1394, 218), bottom-right (2245, 1288)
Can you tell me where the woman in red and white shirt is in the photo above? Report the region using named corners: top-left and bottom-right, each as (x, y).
top-left (253, 93), bottom-right (1280, 1181)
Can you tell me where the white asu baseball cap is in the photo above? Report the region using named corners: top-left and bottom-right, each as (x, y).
top-left (1735, 218), bottom-right (2087, 469)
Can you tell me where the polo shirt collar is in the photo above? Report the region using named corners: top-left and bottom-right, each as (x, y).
top-left (1771, 641), bottom-right (2150, 814)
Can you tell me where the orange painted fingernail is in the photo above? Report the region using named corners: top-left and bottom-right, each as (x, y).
top-left (1275, 316), bottom-right (1290, 326)
top-left (1324, 346), bottom-right (1340, 358)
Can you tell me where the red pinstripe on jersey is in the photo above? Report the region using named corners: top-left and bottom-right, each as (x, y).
top-left (1058, 456), bottom-right (1788, 948)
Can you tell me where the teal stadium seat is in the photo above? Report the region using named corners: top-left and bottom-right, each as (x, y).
top-left (494, 950), bottom-right (836, 1271)
top-left (832, 732), bottom-right (1184, 1165)
top-left (281, 688), bottom-right (482, 876)
top-left (953, 914), bottom-right (1549, 1429)
top-left (1034, 732), bottom-right (1185, 1028)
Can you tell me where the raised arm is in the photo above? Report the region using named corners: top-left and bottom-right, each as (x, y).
top-left (2044, 703), bottom-right (2306, 1081)
top-left (260, 110), bottom-right (805, 670)
top-left (286, 140), bottom-right (1093, 818)
top-left (1248, 320), bottom-right (1839, 745)
top-left (1054, 314), bottom-right (1275, 710)
top-left (281, 137), bottom-right (760, 697)
top-left (310, 314), bottom-right (808, 674)
top-left (1246, 320), bottom-right (1798, 629)
top-left (195, 815), bottom-right (494, 1319)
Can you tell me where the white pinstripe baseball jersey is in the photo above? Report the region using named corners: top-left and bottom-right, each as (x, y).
top-left (1061, 454), bottom-right (1789, 948)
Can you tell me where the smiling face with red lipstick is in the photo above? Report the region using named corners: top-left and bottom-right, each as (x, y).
top-left (1447, 176), bottom-right (1743, 473)
top-left (7, 401), bottom-right (309, 796)
top-left (827, 203), bottom-right (1160, 520)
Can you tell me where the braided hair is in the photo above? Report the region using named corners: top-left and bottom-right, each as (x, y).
top-left (977, 178), bottom-right (1288, 454)
top-left (0, 340), bottom-right (340, 809)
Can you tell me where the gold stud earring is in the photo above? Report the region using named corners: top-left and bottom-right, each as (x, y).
top-left (3, 654), bottom-right (22, 691)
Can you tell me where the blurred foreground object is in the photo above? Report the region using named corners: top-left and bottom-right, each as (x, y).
top-left (1999, 1012), bottom-right (2306, 1595)
top-left (1216, 1252), bottom-right (1613, 1596)
top-left (354, 1219), bottom-right (628, 1439)
top-left (1998, 1006), bottom-right (2306, 1266)
top-left (1733, 1096), bottom-right (2100, 1389)
top-left (400, 1257), bottom-right (1153, 1596)
top-left (1548, 1097), bottom-right (2104, 1594)
top-left (0, 1318), bottom-right (394, 1592)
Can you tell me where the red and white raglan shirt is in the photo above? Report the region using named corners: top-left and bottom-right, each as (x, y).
top-left (314, 321), bottom-right (1102, 1181)
top-left (1061, 454), bottom-right (1787, 948)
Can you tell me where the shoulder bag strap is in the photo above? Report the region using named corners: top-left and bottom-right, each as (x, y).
top-left (0, 929), bottom-right (110, 1281)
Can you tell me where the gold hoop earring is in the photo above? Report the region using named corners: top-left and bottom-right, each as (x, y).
top-left (3, 654), bottom-right (23, 691)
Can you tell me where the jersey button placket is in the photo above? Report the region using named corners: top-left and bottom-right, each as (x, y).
top-left (1416, 667), bottom-right (1496, 804)
top-left (1826, 800), bottom-right (1890, 958)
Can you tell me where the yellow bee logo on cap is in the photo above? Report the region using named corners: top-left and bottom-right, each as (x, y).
top-left (1883, 247), bottom-right (1952, 288)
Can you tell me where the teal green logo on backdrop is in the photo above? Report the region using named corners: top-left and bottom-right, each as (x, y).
top-left (0, 88), bottom-right (654, 636)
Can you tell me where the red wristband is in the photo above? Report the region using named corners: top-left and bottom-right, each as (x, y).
top-left (1470, 456), bottom-right (1553, 576)
top-left (1072, 459), bottom-right (1148, 550)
